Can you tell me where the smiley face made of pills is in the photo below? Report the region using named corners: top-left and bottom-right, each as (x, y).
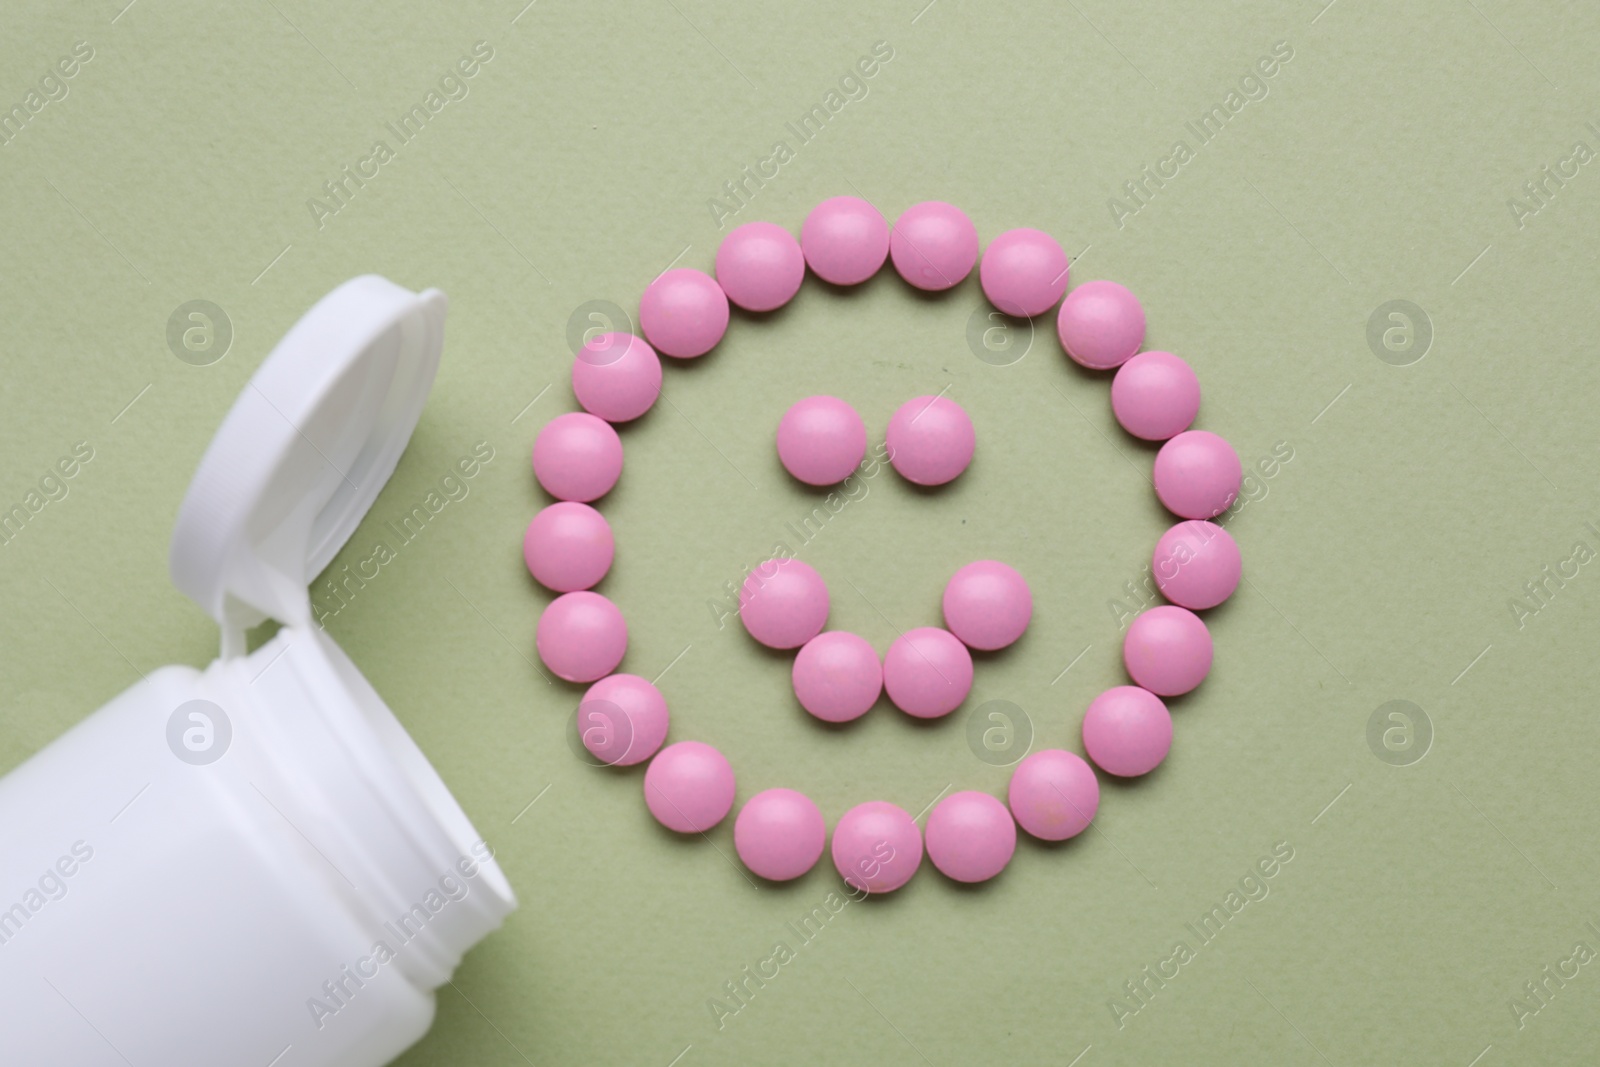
top-left (525, 197), bottom-right (1242, 893)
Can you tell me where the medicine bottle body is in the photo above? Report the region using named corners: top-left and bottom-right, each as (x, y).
top-left (0, 624), bottom-right (514, 1067)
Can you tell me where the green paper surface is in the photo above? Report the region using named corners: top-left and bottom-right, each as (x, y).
top-left (3, 1), bottom-right (1600, 1063)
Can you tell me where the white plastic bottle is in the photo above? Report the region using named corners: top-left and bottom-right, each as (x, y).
top-left (0, 276), bottom-right (515, 1067)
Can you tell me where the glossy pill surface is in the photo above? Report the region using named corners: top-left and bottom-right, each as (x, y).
top-left (801, 196), bottom-right (890, 286)
top-left (942, 560), bottom-right (1032, 651)
top-left (1081, 686), bottom-right (1173, 777)
top-left (1008, 749), bottom-right (1099, 841)
top-left (644, 741), bottom-right (736, 832)
top-left (523, 502), bottom-right (613, 593)
top-left (571, 332), bottom-right (662, 422)
top-left (831, 800), bottom-right (922, 893)
top-left (735, 788), bottom-right (827, 881)
top-left (1057, 280), bottom-right (1145, 369)
top-left (740, 558), bottom-right (829, 649)
top-left (716, 221), bottom-right (805, 312)
top-left (883, 627), bottom-right (973, 718)
top-left (925, 791), bottom-right (1017, 884)
top-left (1111, 351), bottom-right (1200, 441)
top-left (536, 591), bottom-right (627, 682)
top-left (777, 396), bottom-right (867, 486)
top-left (885, 394), bottom-right (974, 486)
top-left (639, 268), bottom-right (729, 359)
top-left (889, 201), bottom-right (979, 291)
top-left (979, 227), bottom-right (1069, 318)
top-left (1152, 520), bottom-right (1241, 610)
top-left (1123, 605), bottom-right (1213, 697)
top-left (1154, 430), bottom-right (1242, 520)
top-left (531, 411), bottom-right (623, 502)
top-left (577, 673), bottom-right (669, 766)
top-left (792, 631), bottom-right (882, 723)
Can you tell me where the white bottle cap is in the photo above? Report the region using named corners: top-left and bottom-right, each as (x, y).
top-left (169, 275), bottom-right (446, 646)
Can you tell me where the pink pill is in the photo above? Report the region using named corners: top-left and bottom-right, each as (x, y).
top-left (715, 221), bottom-right (805, 312)
top-left (801, 196), bottom-right (889, 286)
top-left (740, 558), bottom-right (829, 649)
top-left (979, 227), bottom-right (1070, 318)
top-left (531, 411), bottom-right (624, 502)
top-left (577, 673), bottom-right (669, 766)
top-left (1057, 280), bottom-right (1146, 369)
top-left (1153, 520), bottom-right (1241, 610)
top-left (889, 201), bottom-right (979, 291)
top-left (535, 590), bottom-right (627, 682)
top-left (638, 268), bottom-right (729, 359)
top-left (925, 791), bottom-right (1017, 884)
top-left (883, 627), bottom-right (973, 719)
top-left (831, 800), bottom-right (923, 894)
top-left (885, 395), bottom-right (974, 486)
top-left (571, 332), bottom-right (662, 423)
top-left (734, 788), bottom-right (827, 881)
top-left (1154, 430), bottom-right (1242, 520)
top-left (1111, 351), bottom-right (1200, 441)
top-left (942, 560), bottom-right (1032, 651)
top-left (777, 396), bottom-right (867, 486)
top-left (523, 502), bottom-right (613, 592)
top-left (1082, 686), bottom-right (1172, 778)
top-left (643, 740), bottom-right (736, 833)
top-left (792, 631), bottom-right (882, 723)
top-left (1123, 605), bottom-right (1213, 697)
top-left (1007, 749), bottom-right (1099, 841)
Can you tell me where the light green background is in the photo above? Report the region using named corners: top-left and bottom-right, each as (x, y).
top-left (4, 1), bottom-right (1600, 1064)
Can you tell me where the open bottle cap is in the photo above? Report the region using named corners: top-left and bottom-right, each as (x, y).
top-left (169, 275), bottom-right (446, 647)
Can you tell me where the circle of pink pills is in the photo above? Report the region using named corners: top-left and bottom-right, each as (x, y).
top-left (526, 193), bottom-right (1244, 894)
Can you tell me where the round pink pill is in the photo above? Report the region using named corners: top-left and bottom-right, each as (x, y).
top-left (1111, 351), bottom-right (1201, 441)
top-left (1123, 605), bottom-right (1213, 697)
top-left (739, 558), bottom-right (829, 649)
top-left (1008, 749), bottom-right (1099, 841)
top-left (979, 227), bottom-right (1070, 318)
top-left (1057, 280), bottom-right (1146, 369)
top-left (1154, 430), bottom-right (1242, 520)
top-left (523, 502), bottom-right (613, 592)
top-left (883, 627), bottom-right (973, 719)
top-left (792, 631), bottom-right (882, 723)
top-left (1082, 686), bottom-right (1173, 778)
top-left (884, 395), bottom-right (974, 486)
top-left (531, 412), bottom-right (623, 502)
top-left (535, 591), bottom-right (627, 682)
top-left (801, 196), bottom-right (889, 286)
top-left (734, 788), bottom-right (826, 881)
top-left (715, 221), bottom-right (805, 313)
top-left (942, 560), bottom-right (1032, 651)
top-left (889, 201), bottom-right (979, 291)
top-left (577, 673), bottom-right (669, 766)
top-left (924, 791), bottom-right (1016, 884)
top-left (638, 268), bottom-right (729, 359)
top-left (571, 332), bottom-right (662, 422)
top-left (831, 800), bottom-right (923, 894)
top-left (777, 396), bottom-right (867, 486)
top-left (644, 740), bottom-right (736, 833)
top-left (1153, 520), bottom-right (1241, 610)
